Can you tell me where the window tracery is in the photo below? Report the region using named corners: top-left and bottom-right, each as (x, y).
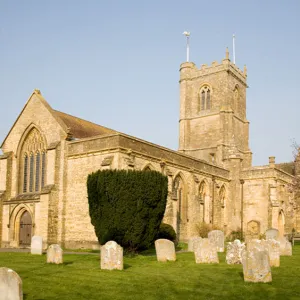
top-left (20, 128), bottom-right (46, 193)
top-left (199, 85), bottom-right (211, 111)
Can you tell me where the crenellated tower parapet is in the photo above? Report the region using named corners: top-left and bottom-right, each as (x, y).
top-left (180, 56), bottom-right (247, 87)
top-left (179, 49), bottom-right (252, 169)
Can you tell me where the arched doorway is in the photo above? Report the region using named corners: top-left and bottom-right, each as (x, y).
top-left (19, 211), bottom-right (32, 246)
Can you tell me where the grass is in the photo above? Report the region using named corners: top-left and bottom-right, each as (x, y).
top-left (0, 244), bottom-right (300, 300)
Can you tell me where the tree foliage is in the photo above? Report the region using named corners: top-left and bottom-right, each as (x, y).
top-left (156, 223), bottom-right (177, 243)
top-left (87, 169), bottom-right (168, 251)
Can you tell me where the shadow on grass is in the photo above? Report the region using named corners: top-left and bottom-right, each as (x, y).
top-left (124, 263), bottom-right (132, 270)
top-left (62, 261), bottom-right (73, 266)
top-left (239, 271), bottom-right (244, 279)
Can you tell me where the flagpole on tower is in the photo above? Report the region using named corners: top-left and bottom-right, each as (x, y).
top-left (183, 31), bottom-right (190, 62)
top-left (233, 34), bottom-right (236, 64)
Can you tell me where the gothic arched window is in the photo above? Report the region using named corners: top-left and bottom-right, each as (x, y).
top-left (173, 175), bottom-right (187, 222)
top-left (219, 186), bottom-right (226, 208)
top-left (23, 154), bottom-right (28, 193)
top-left (199, 85), bottom-right (211, 111)
top-left (233, 86), bottom-right (239, 113)
top-left (199, 181), bottom-right (207, 202)
top-left (19, 128), bottom-right (46, 193)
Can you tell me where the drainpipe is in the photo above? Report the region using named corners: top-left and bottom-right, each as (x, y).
top-left (240, 179), bottom-right (245, 240)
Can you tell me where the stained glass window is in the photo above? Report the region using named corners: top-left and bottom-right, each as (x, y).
top-left (23, 155), bottom-right (28, 193)
top-left (35, 152), bottom-right (40, 191)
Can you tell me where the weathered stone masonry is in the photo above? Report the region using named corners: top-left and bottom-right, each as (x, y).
top-left (0, 51), bottom-right (298, 248)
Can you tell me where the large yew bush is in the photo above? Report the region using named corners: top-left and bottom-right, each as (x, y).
top-left (87, 169), bottom-right (168, 251)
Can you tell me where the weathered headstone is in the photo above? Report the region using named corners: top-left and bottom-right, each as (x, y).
top-left (278, 237), bottom-right (292, 256)
top-left (0, 267), bottom-right (23, 300)
top-left (194, 238), bottom-right (219, 264)
top-left (246, 239), bottom-right (265, 251)
top-left (188, 237), bottom-right (202, 252)
top-left (31, 236), bottom-right (43, 255)
top-left (208, 230), bottom-right (224, 252)
top-left (100, 241), bottom-right (123, 270)
top-left (226, 239), bottom-right (245, 264)
top-left (47, 244), bottom-right (63, 264)
top-left (242, 248), bottom-right (272, 283)
top-left (155, 239), bottom-right (176, 262)
top-left (265, 228), bottom-right (279, 240)
top-left (263, 239), bottom-right (280, 267)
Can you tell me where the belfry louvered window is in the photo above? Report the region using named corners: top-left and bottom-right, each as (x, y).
top-left (199, 86), bottom-right (211, 111)
top-left (20, 128), bottom-right (47, 193)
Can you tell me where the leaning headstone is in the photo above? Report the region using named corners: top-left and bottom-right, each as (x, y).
top-left (262, 239), bottom-right (280, 267)
top-left (31, 236), bottom-right (43, 255)
top-left (242, 248), bottom-right (272, 283)
top-left (265, 228), bottom-right (279, 240)
top-left (47, 244), bottom-right (63, 264)
top-left (194, 238), bottom-right (219, 264)
top-left (101, 241), bottom-right (123, 270)
top-left (226, 239), bottom-right (245, 264)
top-left (208, 230), bottom-right (224, 252)
top-left (155, 239), bottom-right (176, 262)
top-left (278, 237), bottom-right (292, 256)
top-left (0, 267), bottom-right (23, 300)
top-left (188, 237), bottom-right (202, 252)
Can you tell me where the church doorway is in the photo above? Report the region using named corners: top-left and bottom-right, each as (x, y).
top-left (19, 211), bottom-right (32, 246)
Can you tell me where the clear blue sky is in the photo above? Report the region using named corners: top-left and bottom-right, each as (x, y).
top-left (1, 0), bottom-right (299, 166)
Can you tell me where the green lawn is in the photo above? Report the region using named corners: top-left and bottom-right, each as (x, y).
top-left (1, 245), bottom-right (300, 300)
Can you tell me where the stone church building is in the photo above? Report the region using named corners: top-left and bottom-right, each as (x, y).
top-left (0, 51), bottom-right (298, 249)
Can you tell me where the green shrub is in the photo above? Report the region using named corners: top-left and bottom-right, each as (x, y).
top-left (195, 222), bottom-right (221, 238)
top-left (156, 223), bottom-right (177, 243)
top-left (226, 229), bottom-right (243, 242)
top-left (87, 169), bottom-right (168, 252)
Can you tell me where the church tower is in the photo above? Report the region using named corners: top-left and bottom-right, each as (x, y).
top-left (179, 49), bottom-right (252, 169)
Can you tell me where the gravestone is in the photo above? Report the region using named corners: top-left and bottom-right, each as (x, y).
top-left (155, 239), bottom-right (176, 262)
top-left (208, 230), bottom-right (224, 252)
top-left (226, 239), bottom-right (245, 264)
top-left (188, 237), bottom-right (202, 252)
top-left (101, 241), bottom-right (123, 270)
top-left (0, 267), bottom-right (23, 300)
top-left (47, 244), bottom-right (63, 264)
top-left (263, 239), bottom-right (280, 267)
top-left (242, 247), bottom-right (272, 283)
top-left (246, 239), bottom-right (265, 251)
top-left (31, 236), bottom-right (43, 255)
top-left (265, 228), bottom-right (279, 240)
top-left (278, 237), bottom-right (292, 256)
top-left (194, 238), bottom-right (219, 264)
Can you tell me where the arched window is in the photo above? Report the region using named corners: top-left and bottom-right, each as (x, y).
top-left (29, 153), bottom-right (34, 192)
top-left (173, 175), bottom-right (187, 222)
top-left (219, 186), bottom-right (226, 207)
top-left (35, 152), bottom-right (40, 192)
top-left (199, 181), bottom-right (207, 202)
top-left (233, 86), bottom-right (239, 113)
top-left (199, 85), bottom-right (211, 111)
top-left (20, 128), bottom-right (46, 193)
top-left (23, 154), bottom-right (28, 193)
